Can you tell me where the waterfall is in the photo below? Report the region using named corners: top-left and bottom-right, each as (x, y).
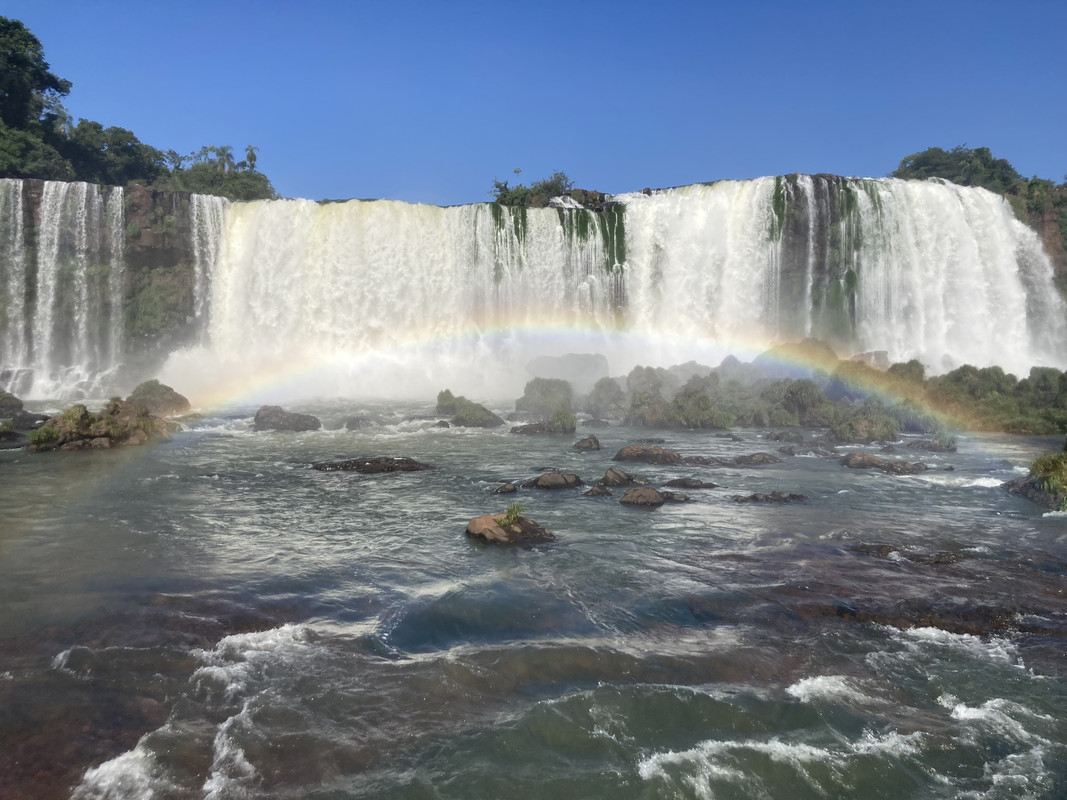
top-left (2, 177), bottom-right (1064, 403)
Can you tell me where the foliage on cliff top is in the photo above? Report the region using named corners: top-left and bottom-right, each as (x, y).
top-left (490, 170), bottom-right (574, 207)
top-left (891, 145), bottom-right (1022, 194)
top-left (0, 16), bottom-right (274, 200)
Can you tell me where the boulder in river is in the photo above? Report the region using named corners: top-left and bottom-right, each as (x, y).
top-left (126, 379), bottom-right (191, 417)
top-left (521, 471), bottom-right (583, 490)
top-left (254, 405), bottom-right (321, 432)
top-left (27, 400), bottom-right (177, 452)
top-left (731, 491), bottom-right (807, 503)
top-left (664, 477), bottom-right (718, 489)
top-left (613, 444), bottom-right (682, 464)
top-left (840, 451), bottom-right (928, 475)
top-left (465, 512), bottom-right (555, 546)
top-left (599, 466), bottom-right (637, 487)
top-left (574, 434), bottom-right (600, 451)
top-left (312, 456), bottom-right (432, 473)
top-left (619, 487), bottom-right (665, 507)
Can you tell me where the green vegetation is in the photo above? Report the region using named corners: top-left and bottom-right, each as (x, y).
top-left (27, 423), bottom-right (57, 445)
top-left (449, 396), bottom-right (505, 428)
top-left (490, 169), bottom-right (573, 207)
top-left (545, 409), bottom-right (577, 434)
top-left (0, 17), bottom-right (275, 200)
top-left (1029, 452), bottom-right (1067, 510)
top-left (496, 504), bottom-right (524, 528)
top-left (891, 145), bottom-right (1022, 194)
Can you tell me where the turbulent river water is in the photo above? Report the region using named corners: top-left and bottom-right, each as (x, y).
top-left (2, 402), bottom-right (1065, 799)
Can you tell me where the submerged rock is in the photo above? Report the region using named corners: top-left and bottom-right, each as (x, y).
top-left (521, 471), bottom-right (583, 490)
top-left (733, 452), bottom-right (782, 466)
top-left (583, 485), bottom-right (613, 497)
top-left (493, 482), bottom-right (518, 494)
top-left (731, 491), bottom-right (806, 503)
top-left (254, 405), bottom-right (321, 432)
top-left (312, 456), bottom-right (432, 473)
top-left (465, 513), bottom-right (555, 546)
top-left (839, 451), bottom-right (928, 475)
top-left (664, 477), bottom-right (718, 489)
top-left (599, 466), bottom-right (637, 487)
top-left (613, 444), bottom-right (682, 464)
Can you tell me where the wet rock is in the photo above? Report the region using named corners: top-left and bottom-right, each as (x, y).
top-left (574, 434), bottom-right (600, 451)
top-left (435, 419), bottom-right (451, 428)
top-left (28, 400), bottom-right (178, 453)
top-left (0, 428), bottom-right (26, 449)
top-left (613, 444), bottom-right (682, 464)
top-left (840, 451), bottom-right (928, 475)
top-left (493, 482), bottom-right (518, 494)
top-left (521, 471), bottom-right (583, 490)
top-left (1002, 475), bottom-right (1062, 510)
top-left (584, 485), bottom-right (613, 497)
top-left (465, 513), bottom-right (555, 546)
top-left (451, 397), bottom-right (505, 428)
top-left (344, 416), bottom-right (374, 430)
top-left (126, 379), bottom-right (191, 417)
top-left (253, 405), bottom-right (321, 432)
top-left (312, 456), bottom-right (432, 473)
top-left (660, 490), bottom-right (689, 502)
top-left (731, 491), bottom-right (806, 503)
top-left (733, 452), bottom-right (781, 466)
top-left (0, 390), bottom-right (23, 416)
top-left (664, 477), bottom-right (718, 489)
top-left (10, 410), bottom-right (48, 430)
top-left (619, 487), bottom-right (665, 507)
top-left (908, 439), bottom-right (958, 453)
top-left (599, 466), bottom-right (637, 487)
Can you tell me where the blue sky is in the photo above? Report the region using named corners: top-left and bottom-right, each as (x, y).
top-left (5, 0), bottom-right (1064, 205)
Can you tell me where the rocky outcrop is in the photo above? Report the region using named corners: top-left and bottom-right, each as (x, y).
top-left (613, 444), bottom-right (682, 464)
top-left (126, 379), bottom-right (191, 416)
top-left (493, 482), bottom-right (518, 494)
top-left (619, 487), bottom-right (665, 507)
top-left (664, 477), bottom-right (718, 489)
top-left (451, 397), bottom-right (505, 428)
top-left (521, 472), bottom-right (583, 490)
top-left (839, 451), bottom-right (928, 475)
top-left (599, 466), bottom-right (637, 487)
top-left (312, 456), bottom-right (432, 473)
top-left (574, 435), bottom-right (600, 451)
top-left (253, 405), bottom-right (321, 432)
top-left (27, 400), bottom-right (177, 452)
top-left (465, 513), bottom-right (555, 546)
top-left (0, 391), bottom-right (22, 416)
top-left (731, 491), bottom-right (807, 503)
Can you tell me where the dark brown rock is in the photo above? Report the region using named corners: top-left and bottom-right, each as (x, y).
top-left (733, 452), bottom-right (782, 466)
top-left (584, 485), bottom-right (613, 497)
top-left (574, 434), bottom-right (600, 451)
top-left (600, 466), bottom-right (636, 487)
top-left (619, 487), bottom-right (665, 507)
top-left (613, 444), bottom-right (682, 464)
top-left (493, 482), bottom-right (518, 494)
top-left (840, 451), bottom-right (928, 475)
top-left (254, 405), bottom-right (321, 432)
top-left (521, 472), bottom-right (583, 490)
top-left (312, 456), bottom-right (432, 473)
top-left (731, 491), bottom-right (806, 503)
top-left (664, 478), bottom-right (718, 489)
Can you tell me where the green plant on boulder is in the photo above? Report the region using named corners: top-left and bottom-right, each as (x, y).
top-left (496, 504), bottom-right (524, 528)
top-left (516, 378), bottom-right (573, 418)
top-left (545, 409), bottom-right (577, 434)
top-left (28, 423), bottom-right (57, 445)
top-left (1030, 452), bottom-right (1067, 510)
top-left (451, 396), bottom-right (505, 428)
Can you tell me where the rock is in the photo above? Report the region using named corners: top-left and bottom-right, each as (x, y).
top-left (1002, 475), bottom-right (1062, 510)
top-left (253, 405), bottom-right (321, 432)
top-left (511, 421), bottom-right (558, 435)
top-left (27, 399), bottom-right (177, 453)
top-left (664, 477), bottom-right (718, 489)
top-left (908, 439), bottom-right (958, 453)
top-left (0, 390), bottom-right (23, 416)
top-left (619, 487), bottom-right (665, 507)
top-left (126, 379), bottom-right (191, 416)
top-left (600, 466), bottom-right (636, 487)
top-left (493, 482), bottom-right (518, 494)
top-left (731, 491), bottom-right (806, 503)
top-left (660, 490), bottom-right (689, 502)
top-left (435, 420), bottom-right (451, 428)
top-left (344, 416), bottom-right (374, 430)
top-left (733, 452), bottom-right (781, 466)
top-left (839, 451), bottom-right (928, 475)
top-left (465, 513), bottom-right (555, 546)
top-left (10, 410), bottom-right (48, 430)
top-left (613, 444), bottom-right (682, 464)
top-left (312, 456), bottom-right (432, 473)
top-left (521, 472), bottom-right (583, 490)
top-left (574, 434), bottom-right (600, 451)
top-left (584, 485), bottom-right (613, 497)
top-left (0, 429), bottom-right (26, 450)
top-left (451, 397), bottom-right (505, 428)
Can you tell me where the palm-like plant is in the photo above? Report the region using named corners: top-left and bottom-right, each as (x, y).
top-left (244, 145), bottom-right (259, 171)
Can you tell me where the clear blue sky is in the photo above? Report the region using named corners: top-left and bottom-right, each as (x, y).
top-left (5, 0), bottom-right (1064, 205)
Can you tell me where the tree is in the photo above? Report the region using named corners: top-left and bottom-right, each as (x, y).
top-left (0, 16), bottom-right (71, 129)
top-left (891, 145), bottom-right (1021, 194)
top-left (244, 144), bottom-right (259, 171)
top-left (490, 169), bottom-right (574, 207)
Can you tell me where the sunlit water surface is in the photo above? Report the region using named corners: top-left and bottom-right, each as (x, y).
top-left (1, 401), bottom-right (1065, 799)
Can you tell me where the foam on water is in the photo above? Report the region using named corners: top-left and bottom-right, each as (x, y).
top-left (785, 674), bottom-right (881, 706)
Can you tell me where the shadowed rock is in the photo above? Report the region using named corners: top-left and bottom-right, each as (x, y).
top-left (493, 482), bottom-right (518, 494)
top-left (840, 451), bottom-right (928, 475)
top-left (731, 491), bottom-right (806, 503)
top-left (521, 472), bottom-right (583, 490)
top-left (599, 466), bottom-right (637, 487)
top-left (126, 379), bottom-right (191, 417)
top-left (574, 434), bottom-right (600, 451)
top-left (312, 456), bottom-right (432, 473)
top-left (254, 405), bottom-right (321, 432)
top-left (664, 478), bottom-right (717, 489)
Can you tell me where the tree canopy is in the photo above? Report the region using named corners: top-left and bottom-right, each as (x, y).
top-left (490, 169), bottom-right (574, 207)
top-left (890, 145), bottom-right (1022, 194)
top-left (0, 16), bottom-right (275, 201)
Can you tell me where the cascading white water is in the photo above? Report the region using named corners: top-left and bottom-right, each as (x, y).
top-left (190, 193), bottom-right (227, 334)
top-left (0, 181), bottom-right (126, 399)
top-left (157, 177), bottom-right (1066, 403)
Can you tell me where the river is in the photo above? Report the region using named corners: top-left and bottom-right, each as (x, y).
top-left (1, 401), bottom-right (1065, 799)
